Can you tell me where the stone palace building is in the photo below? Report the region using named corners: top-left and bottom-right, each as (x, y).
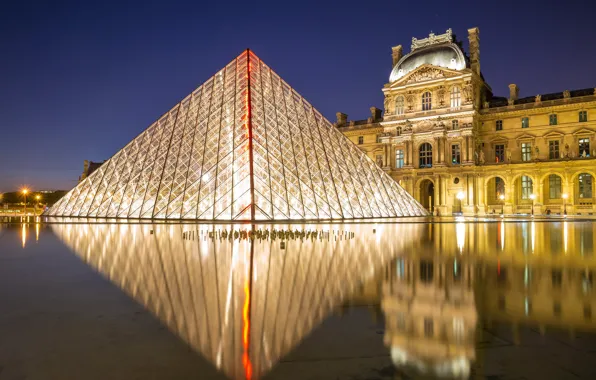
top-left (337, 27), bottom-right (596, 216)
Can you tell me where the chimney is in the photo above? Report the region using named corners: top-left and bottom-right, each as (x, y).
top-left (370, 107), bottom-right (382, 121)
top-left (467, 27), bottom-right (480, 75)
top-left (336, 112), bottom-right (348, 127)
top-left (391, 45), bottom-right (403, 67)
top-left (508, 84), bottom-right (519, 101)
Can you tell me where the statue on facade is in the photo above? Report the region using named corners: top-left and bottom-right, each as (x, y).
top-left (462, 84), bottom-right (473, 103)
top-left (377, 156), bottom-right (383, 167)
top-left (564, 143), bottom-right (570, 158)
top-left (478, 150), bottom-right (485, 164)
top-left (404, 120), bottom-right (413, 131)
top-left (506, 149), bottom-right (512, 162)
top-left (483, 101), bottom-right (490, 109)
top-left (535, 94), bottom-right (541, 103)
top-left (563, 90), bottom-right (571, 99)
top-left (437, 87), bottom-right (446, 106)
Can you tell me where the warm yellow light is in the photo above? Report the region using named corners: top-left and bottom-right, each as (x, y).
top-left (456, 191), bottom-right (465, 200)
top-left (562, 193), bottom-right (568, 199)
top-left (499, 194), bottom-right (505, 200)
top-left (35, 195), bottom-right (41, 200)
top-left (22, 188), bottom-right (29, 195)
top-left (529, 194), bottom-right (536, 200)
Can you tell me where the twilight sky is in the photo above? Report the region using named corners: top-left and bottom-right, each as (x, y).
top-left (1, 0), bottom-right (595, 192)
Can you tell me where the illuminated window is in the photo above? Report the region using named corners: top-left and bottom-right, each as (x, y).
top-left (451, 144), bottom-right (461, 165)
top-left (496, 120), bottom-right (503, 131)
top-left (580, 110), bottom-right (588, 122)
top-left (549, 175), bottom-right (562, 199)
top-left (521, 175), bottom-right (533, 199)
top-left (422, 91), bottom-right (432, 111)
top-left (521, 143), bottom-right (532, 161)
top-left (579, 173), bottom-right (593, 199)
top-left (521, 117), bottom-right (529, 128)
top-left (358, 136), bottom-right (363, 145)
top-left (452, 120), bottom-right (459, 130)
top-left (395, 96), bottom-right (405, 115)
top-left (549, 140), bottom-right (560, 159)
top-left (495, 144), bottom-right (505, 163)
top-left (395, 149), bottom-right (404, 168)
top-left (419, 143), bottom-right (433, 168)
top-left (495, 177), bottom-right (505, 198)
top-left (450, 86), bottom-right (461, 108)
top-left (579, 138), bottom-right (590, 157)
top-left (549, 114), bottom-right (558, 125)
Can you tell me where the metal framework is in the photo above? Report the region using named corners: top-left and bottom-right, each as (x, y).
top-left (45, 50), bottom-right (427, 220)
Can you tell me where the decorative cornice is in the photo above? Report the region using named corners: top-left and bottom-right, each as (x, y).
top-left (411, 29), bottom-right (453, 51)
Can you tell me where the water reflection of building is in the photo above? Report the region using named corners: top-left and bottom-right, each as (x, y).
top-left (382, 254), bottom-right (477, 379)
top-left (50, 223), bottom-right (422, 380)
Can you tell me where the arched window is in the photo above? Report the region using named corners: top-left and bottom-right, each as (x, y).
top-left (395, 96), bottom-right (405, 115)
top-left (450, 86), bottom-right (461, 108)
top-left (419, 142), bottom-right (433, 168)
top-left (579, 173), bottom-right (593, 199)
top-left (422, 92), bottom-right (432, 111)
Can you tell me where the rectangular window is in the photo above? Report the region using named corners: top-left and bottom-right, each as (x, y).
top-left (580, 110), bottom-right (588, 122)
top-left (549, 114), bottom-right (558, 125)
top-left (521, 175), bottom-right (533, 199)
top-left (521, 143), bottom-right (532, 161)
top-left (549, 175), bottom-right (562, 199)
top-left (395, 149), bottom-right (404, 168)
top-left (452, 120), bottom-right (459, 130)
top-left (579, 138), bottom-right (590, 157)
top-left (521, 117), bottom-right (529, 128)
top-left (496, 120), bottom-right (503, 131)
top-left (549, 140), bottom-right (560, 159)
top-left (579, 174), bottom-right (593, 199)
top-left (358, 136), bottom-right (363, 145)
top-left (451, 144), bottom-right (461, 165)
top-left (495, 144), bottom-right (505, 163)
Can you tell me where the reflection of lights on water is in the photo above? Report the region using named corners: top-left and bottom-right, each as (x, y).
top-left (525, 297), bottom-right (531, 316)
top-left (563, 221), bottom-right (568, 254)
top-left (35, 222), bottom-right (40, 242)
top-left (21, 223), bottom-right (27, 248)
top-left (456, 222), bottom-right (465, 253)
top-left (531, 221), bottom-right (535, 254)
top-left (500, 221), bottom-right (505, 251)
top-left (524, 265), bottom-right (530, 287)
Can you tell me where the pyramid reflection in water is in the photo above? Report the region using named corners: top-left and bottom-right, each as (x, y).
top-left (44, 50), bottom-right (426, 220)
top-left (51, 223), bottom-right (422, 380)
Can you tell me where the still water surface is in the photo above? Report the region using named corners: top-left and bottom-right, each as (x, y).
top-left (1, 219), bottom-right (596, 379)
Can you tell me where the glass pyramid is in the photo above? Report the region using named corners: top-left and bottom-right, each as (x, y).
top-left (44, 50), bottom-right (427, 220)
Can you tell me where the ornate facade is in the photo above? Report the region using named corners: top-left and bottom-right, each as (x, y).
top-left (338, 28), bottom-right (596, 216)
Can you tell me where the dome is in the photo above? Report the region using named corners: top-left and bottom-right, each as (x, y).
top-left (389, 43), bottom-right (466, 82)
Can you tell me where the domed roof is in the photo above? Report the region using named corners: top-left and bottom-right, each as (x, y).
top-left (389, 43), bottom-right (467, 82)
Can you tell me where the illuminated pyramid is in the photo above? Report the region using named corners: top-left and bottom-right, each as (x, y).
top-left (45, 50), bottom-right (427, 220)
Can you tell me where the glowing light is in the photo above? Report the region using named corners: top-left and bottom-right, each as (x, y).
top-left (456, 191), bottom-right (465, 200)
top-left (21, 223), bottom-right (27, 248)
top-left (500, 221), bottom-right (505, 251)
top-left (499, 194), bottom-right (505, 201)
top-left (242, 262), bottom-right (253, 380)
top-left (563, 221), bottom-right (568, 254)
top-left (456, 221), bottom-right (465, 253)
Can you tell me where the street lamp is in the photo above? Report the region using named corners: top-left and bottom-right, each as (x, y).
top-left (499, 194), bottom-right (505, 216)
top-left (22, 188), bottom-right (29, 215)
top-left (529, 193), bottom-right (536, 217)
top-left (562, 193), bottom-right (568, 216)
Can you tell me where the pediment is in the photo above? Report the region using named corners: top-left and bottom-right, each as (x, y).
top-left (489, 136), bottom-right (509, 145)
top-left (572, 128), bottom-right (595, 136)
top-left (387, 64), bottom-right (464, 87)
top-left (515, 133), bottom-right (536, 141)
top-left (542, 131), bottom-right (565, 139)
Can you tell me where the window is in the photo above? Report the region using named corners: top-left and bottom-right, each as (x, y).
top-left (521, 175), bottom-right (533, 199)
top-left (358, 136), bottom-right (363, 145)
top-left (376, 134), bottom-right (382, 143)
top-left (395, 96), bottom-right (405, 115)
top-left (424, 318), bottom-right (434, 337)
top-left (549, 140), bottom-right (560, 159)
top-left (521, 143), bottom-right (532, 161)
top-left (549, 114), bottom-right (558, 125)
top-left (422, 91), bottom-right (432, 111)
top-left (450, 86), bottom-right (461, 108)
top-left (496, 120), bottom-right (503, 131)
top-left (521, 117), bottom-right (529, 128)
top-left (495, 144), bottom-right (505, 163)
top-left (419, 142), bottom-right (433, 168)
top-left (396, 127), bottom-right (402, 136)
top-left (452, 120), bottom-right (459, 130)
top-left (396, 149), bottom-right (404, 168)
top-left (580, 110), bottom-right (588, 122)
top-left (579, 138), bottom-right (590, 157)
top-left (549, 175), bottom-right (562, 199)
top-left (579, 173), bottom-right (593, 199)
top-left (451, 144), bottom-right (461, 165)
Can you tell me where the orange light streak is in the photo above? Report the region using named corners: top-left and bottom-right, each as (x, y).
top-left (242, 267), bottom-right (253, 380)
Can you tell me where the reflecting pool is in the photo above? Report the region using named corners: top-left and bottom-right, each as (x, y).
top-left (1, 219), bottom-right (596, 379)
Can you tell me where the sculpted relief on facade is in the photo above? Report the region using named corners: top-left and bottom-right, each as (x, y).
top-left (404, 67), bottom-right (445, 84)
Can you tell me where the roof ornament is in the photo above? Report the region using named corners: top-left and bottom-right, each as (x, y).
top-left (411, 28), bottom-right (453, 51)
